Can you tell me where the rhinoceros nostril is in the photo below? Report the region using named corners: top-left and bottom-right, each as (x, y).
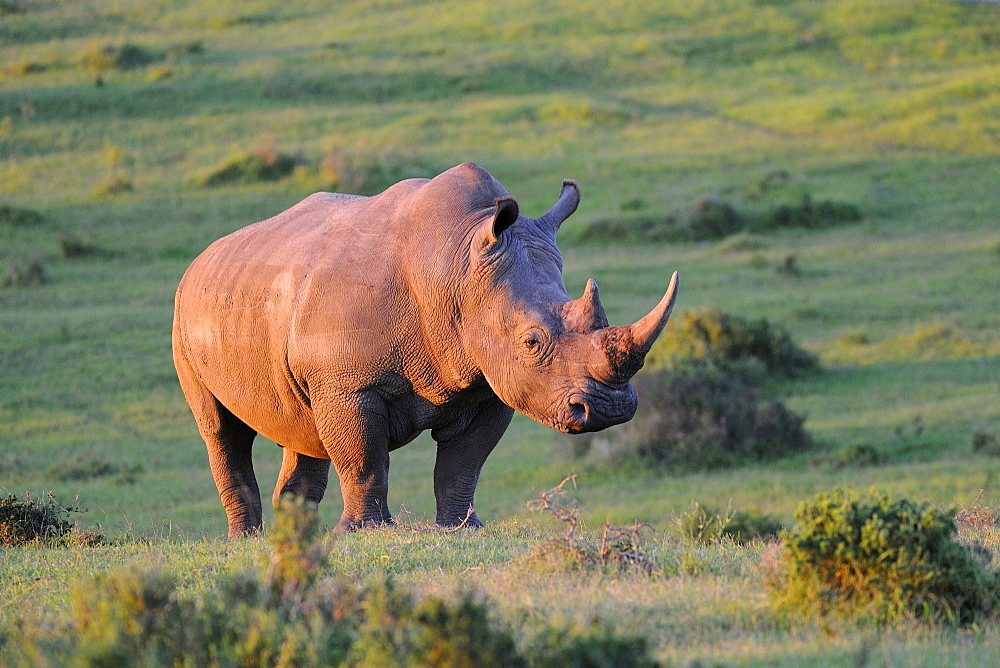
top-left (568, 397), bottom-right (589, 424)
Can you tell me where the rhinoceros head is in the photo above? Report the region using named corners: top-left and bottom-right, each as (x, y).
top-left (457, 170), bottom-right (679, 434)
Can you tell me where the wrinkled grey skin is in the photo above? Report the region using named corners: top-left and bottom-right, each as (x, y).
top-left (172, 163), bottom-right (678, 536)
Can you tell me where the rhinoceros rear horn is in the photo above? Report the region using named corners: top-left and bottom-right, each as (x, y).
top-left (562, 278), bottom-right (609, 333)
top-left (599, 271), bottom-right (679, 382)
top-left (536, 179), bottom-right (580, 234)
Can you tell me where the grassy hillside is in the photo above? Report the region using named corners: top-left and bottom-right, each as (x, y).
top-left (2, 0), bottom-right (1000, 663)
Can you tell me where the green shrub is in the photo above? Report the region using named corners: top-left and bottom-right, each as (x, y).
top-left (644, 307), bottom-right (819, 377)
top-left (92, 173), bottom-right (134, 196)
top-left (717, 232), bottom-right (768, 253)
top-left (749, 193), bottom-right (862, 232)
top-left (832, 442), bottom-right (883, 469)
top-left (58, 230), bottom-right (101, 258)
top-left (973, 428), bottom-right (1000, 456)
top-left (529, 624), bottom-right (658, 668)
top-left (350, 580), bottom-right (523, 667)
top-left (569, 363), bottom-right (810, 470)
top-left (770, 489), bottom-right (1000, 626)
top-left (196, 141), bottom-right (299, 187)
top-left (46, 455), bottom-right (143, 484)
top-left (0, 204), bottom-right (43, 227)
top-left (678, 501), bottom-right (784, 544)
top-left (2, 259), bottom-right (46, 288)
top-left (578, 212), bottom-right (680, 244)
top-left (579, 174), bottom-right (861, 245)
top-left (80, 42), bottom-right (159, 72)
top-left (320, 148), bottom-right (439, 196)
top-left (0, 492), bottom-right (104, 546)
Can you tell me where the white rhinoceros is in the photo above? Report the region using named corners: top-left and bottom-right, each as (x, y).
top-left (172, 163), bottom-right (678, 536)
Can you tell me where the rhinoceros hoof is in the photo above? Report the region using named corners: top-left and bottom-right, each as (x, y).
top-left (437, 513), bottom-right (484, 529)
top-left (333, 515), bottom-right (395, 533)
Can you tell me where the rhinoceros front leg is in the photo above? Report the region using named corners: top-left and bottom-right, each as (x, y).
top-left (431, 397), bottom-right (514, 528)
top-left (314, 392), bottom-right (393, 532)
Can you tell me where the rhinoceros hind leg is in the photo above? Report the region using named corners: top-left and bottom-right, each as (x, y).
top-left (175, 350), bottom-right (261, 538)
top-left (273, 449), bottom-right (331, 509)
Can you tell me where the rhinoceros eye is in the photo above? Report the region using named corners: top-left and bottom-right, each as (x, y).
top-left (519, 328), bottom-right (549, 364)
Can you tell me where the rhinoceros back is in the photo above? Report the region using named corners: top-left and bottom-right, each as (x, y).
top-left (173, 188), bottom-right (421, 455)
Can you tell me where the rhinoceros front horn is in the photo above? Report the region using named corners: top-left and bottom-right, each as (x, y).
top-left (599, 271), bottom-right (679, 383)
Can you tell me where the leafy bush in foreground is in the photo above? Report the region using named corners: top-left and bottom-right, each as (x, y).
top-left (769, 489), bottom-right (1000, 627)
top-left (10, 498), bottom-right (658, 666)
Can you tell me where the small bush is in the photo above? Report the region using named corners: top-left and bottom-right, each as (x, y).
top-left (749, 193), bottom-right (862, 232)
top-left (678, 194), bottom-right (744, 240)
top-left (644, 307), bottom-right (819, 377)
top-left (2, 61), bottom-right (46, 77)
top-left (578, 212), bottom-right (680, 244)
top-left (579, 174), bottom-right (861, 245)
top-left (678, 501), bottom-right (783, 544)
top-left (2, 259), bottom-right (46, 288)
top-left (0, 492), bottom-right (104, 546)
top-left (58, 230), bottom-right (101, 258)
top-left (92, 173), bottom-right (134, 196)
top-left (769, 488), bottom-right (1000, 626)
top-left (717, 232), bottom-right (768, 253)
top-left (526, 476), bottom-right (660, 576)
top-left (80, 42), bottom-right (159, 72)
top-left (832, 442), bottom-right (883, 469)
top-left (196, 148), bottom-right (298, 187)
top-left (320, 148), bottom-right (438, 196)
top-left (774, 253), bottom-right (801, 276)
top-left (47, 455), bottom-right (143, 484)
top-left (529, 624), bottom-right (658, 668)
top-left (973, 428), bottom-right (1000, 457)
top-left (570, 363), bottom-right (810, 470)
top-left (351, 580), bottom-right (523, 667)
top-left (0, 203), bottom-right (43, 227)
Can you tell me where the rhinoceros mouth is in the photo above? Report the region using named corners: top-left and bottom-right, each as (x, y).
top-left (557, 386), bottom-right (638, 434)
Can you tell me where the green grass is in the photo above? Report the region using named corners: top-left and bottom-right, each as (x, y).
top-left (3, 0), bottom-right (1000, 663)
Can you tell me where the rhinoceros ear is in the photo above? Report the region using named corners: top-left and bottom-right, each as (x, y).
top-left (483, 196), bottom-right (520, 244)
